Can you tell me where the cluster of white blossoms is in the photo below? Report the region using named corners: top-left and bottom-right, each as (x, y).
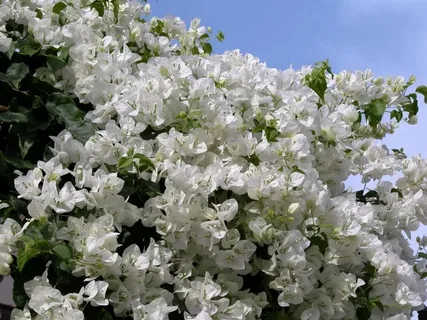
top-left (1, 0), bottom-right (427, 319)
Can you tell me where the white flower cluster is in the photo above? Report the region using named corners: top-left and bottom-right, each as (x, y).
top-left (1, 0), bottom-right (427, 319)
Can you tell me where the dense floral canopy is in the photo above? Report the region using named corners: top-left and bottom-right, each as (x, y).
top-left (0, 0), bottom-right (427, 319)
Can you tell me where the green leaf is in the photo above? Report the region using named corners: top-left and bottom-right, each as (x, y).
top-left (390, 109), bottom-right (403, 122)
top-left (416, 85), bottom-right (427, 104)
top-left (0, 112), bottom-right (28, 123)
top-left (418, 252), bottom-right (427, 259)
top-left (391, 188), bottom-right (403, 199)
top-left (4, 154), bottom-right (34, 169)
top-left (53, 244), bottom-right (72, 261)
top-left (52, 1), bottom-right (67, 14)
top-left (216, 31), bottom-right (225, 42)
top-left (364, 99), bottom-right (387, 128)
top-left (18, 239), bottom-right (51, 271)
top-left (304, 60), bottom-right (333, 103)
top-left (90, 0), bottom-right (105, 17)
top-left (199, 34), bottom-right (210, 41)
top-left (111, 0), bottom-right (119, 21)
top-left (403, 93), bottom-right (419, 118)
top-left (134, 153), bottom-right (155, 170)
top-left (0, 63), bottom-right (29, 89)
top-left (45, 93), bottom-right (95, 143)
top-left (12, 283), bottom-right (28, 309)
top-left (191, 46), bottom-right (200, 55)
top-left (15, 38), bottom-right (41, 56)
top-left (356, 307), bottom-right (371, 320)
top-left (291, 165), bottom-right (305, 175)
top-left (117, 156), bottom-right (133, 170)
top-left (46, 55), bottom-right (68, 71)
top-left (84, 306), bottom-right (114, 320)
top-left (36, 8), bottom-right (43, 19)
top-left (201, 42), bottom-right (213, 54)
top-left (310, 233), bottom-right (328, 255)
top-left (373, 300), bottom-right (385, 312)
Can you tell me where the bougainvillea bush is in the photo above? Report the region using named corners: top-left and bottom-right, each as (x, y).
top-left (1, 0), bottom-right (427, 319)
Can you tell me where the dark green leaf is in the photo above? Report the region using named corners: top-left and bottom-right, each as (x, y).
top-left (391, 188), bottom-right (403, 199)
top-left (17, 239), bottom-right (51, 271)
top-left (216, 31), bottom-right (225, 42)
top-left (90, 0), bottom-right (105, 17)
top-left (0, 112), bottom-right (28, 123)
top-left (199, 34), bottom-right (210, 41)
top-left (4, 154), bottom-right (34, 169)
top-left (310, 233), bottom-right (328, 255)
top-left (0, 63), bottom-right (29, 89)
top-left (134, 153), bottom-right (155, 169)
top-left (15, 38), bottom-right (41, 56)
top-left (36, 8), bottom-right (43, 19)
top-left (191, 46), bottom-right (200, 55)
top-left (403, 93), bottom-right (419, 118)
top-left (52, 1), bottom-right (67, 14)
top-left (373, 300), bottom-right (384, 312)
top-left (117, 156), bottom-right (133, 170)
top-left (418, 252), bottom-right (427, 259)
top-left (45, 93), bottom-right (95, 142)
top-left (292, 165), bottom-right (305, 175)
top-left (46, 55), bottom-right (68, 71)
top-left (416, 85), bottom-right (427, 104)
top-left (356, 307), bottom-right (371, 320)
top-left (390, 109), bottom-right (403, 122)
top-left (53, 244), bottom-right (72, 261)
top-left (201, 42), bottom-right (213, 54)
top-left (13, 284), bottom-right (28, 309)
top-left (111, 0), bottom-right (119, 21)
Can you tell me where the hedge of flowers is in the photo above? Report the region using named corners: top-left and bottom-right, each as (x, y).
top-left (0, 0), bottom-right (427, 319)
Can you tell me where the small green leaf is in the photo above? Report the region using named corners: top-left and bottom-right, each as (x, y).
top-left (53, 244), bottom-right (72, 261)
top-left (200, 34), bottom-right (210, 41)
top-left (416, 85), bottom-right (427, 104)
top-left (4, 155), bottom-right (34, 169)
top-left (304, 60), bottom-right (333, 103)
top-left (403, 93), bottom-right (419, 118)
top-left (52, 1), bottom-right (67, 14)
top-left (46, 55), bottom-right (68, 71)
top-left (390, 109), bottom-right (403, 122)
top-left (36, 8), bottom-right (43, 19)
top-left (45, 93), bottom-right (95, 143)
top-left (356, 307), bottom-right (371, 320)
top-left (90, 0), bottom-right (105, 17)
top-left (291, 165), bottom-right (305, 175)
top-left (0, 63), bottom-right (29, 89)
top-left (0, 112), bottom-right (28, 123)
top-left (18, 239), bottom-right (51, 271)
top-left (191, 46), bottom-right (200, 55)
top-left (111, 0), bottom-right (119, 21)
top-left (117, 156), bottom-right (133, 170)
top-left (134, 153), bottom-right (155, 170)
top-left (216, 31), bottom-right (225, 42)
top-left (201, 42), bottom-right (213, 54)
top-left (418, 252), bottom-right (427, 259)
